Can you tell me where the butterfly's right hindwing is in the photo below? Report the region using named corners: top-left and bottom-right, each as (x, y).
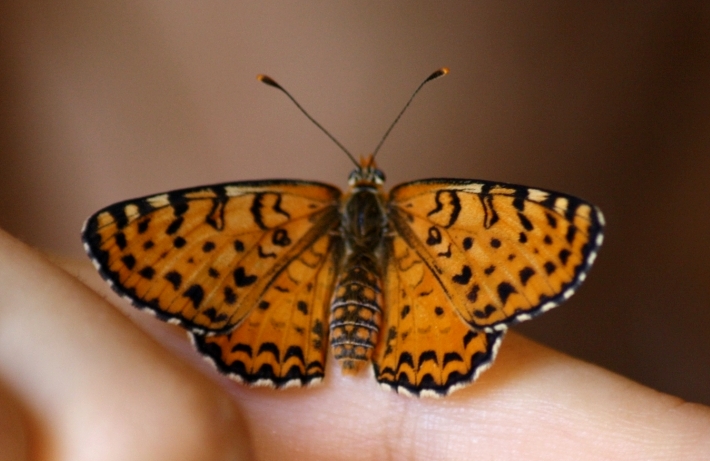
top-left (373, 231), bottom-right (504, 397)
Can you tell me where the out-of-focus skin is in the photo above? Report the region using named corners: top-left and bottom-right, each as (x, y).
top-left (1, 228), bottom-right (709, 460)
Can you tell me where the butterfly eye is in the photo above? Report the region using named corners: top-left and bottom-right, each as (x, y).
top-left (373, 169), bottom-right (386, 184)
top-left (348, 169), bottom-right (361, 185)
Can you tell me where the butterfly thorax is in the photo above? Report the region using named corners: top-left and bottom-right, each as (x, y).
top-left (330, 170), bottom-right (387, 373)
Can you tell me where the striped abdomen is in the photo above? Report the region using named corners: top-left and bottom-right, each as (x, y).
top-left (330, 252), bottom-right (383, 373)
top-left (330, 185), bottom-right (386, 373)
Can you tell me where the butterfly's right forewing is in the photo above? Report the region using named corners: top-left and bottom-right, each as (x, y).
top-left (387, 180), bottom-right (604, 332)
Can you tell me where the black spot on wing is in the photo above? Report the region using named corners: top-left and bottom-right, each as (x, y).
top-left (257, 342), bottom-right (280, 360)
top-left (202, 307), bottom-right (227, 322)
top-left (284, 345), bottom-right (306, 364)
top-left (272, 228), bottom-right (291, 246)
top-left (463, 237), bottom-right (474, 250)
top-left (223, 286), bottom-right (237, 305)
top-left (166, 216), bottom-right (184, 235)
top-left (110, 207), bottom-right (129, 230)
top-left (480, 191), bottom-right (499, 229)
top-left (164, 271), bottom-right (182, 290)
top-left (452, 265), bottom-right (472, 285)
top-left (168, 193), bottom-right (189, 216)
top-left (540, 194), bottom-right (558, 210)
top-left (250, 192), bottom-right (291, 230)
top-left (473, 304), bottom-right (497, 319)
top-left (519, 267), bottom-right (535, 286)
top-left (564, 196), bottom-right (583, 221)
top-left (546, 213), bottom-right (557, 228)
top-left (566, 225), bottom-right (578, 244)
top-left (442, 352), bottom-right (463, 367)
top-left (427, 190), bottom-right (461, 227)
top-left (255, 363), bottom-right (275, 380)
top-left (497, 282), bottom-right (517, 305)
top-left (518, 212), bottom-right (533, 231)
top-left (559, 249), bottom-right (571, 265)
top-left (462, 330), bottom-right (478, 348)
top-left (397, 352), bottom-right (415, 370)
top-left (417, 350), bottom-right (438, 368)
top-left (228, 342), bottom-right (252, 356)
top-left (115, 232), bottom-right (127, 250)
top-left (138, 266), bottom-right (155, 279)
top-left (137, 218), bottom-right (150, 234)
top-left (397, 371), bottom-right (412, 387)
top-left (121, 254), bottom-right (136, 270)
top-left (234, 267), bottom-right (257, 287)
top-left (183, 284), bottom-right (204, 309)
top-left (206, 191), bottom-right (228, 231)
top-left (467, 284), bottom-right (480, 303)
top-left (419, 374), bottom-right (437, 389)
top-left (400, 304), bottom-right (411, 319)
top-left (426, 226), bottom-right (442, 246)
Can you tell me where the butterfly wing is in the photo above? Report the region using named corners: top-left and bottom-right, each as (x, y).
top-left (373, 232), bottom-right (504, 397)
top-left (82, 180), bottom-right (342, 335)
top-left (191, 228), bottom-right (342, 387)
top-left (386, 179), bottom-right (604, 332)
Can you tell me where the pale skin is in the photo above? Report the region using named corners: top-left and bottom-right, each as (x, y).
top-left (0, 227), bottom-right (709, 461)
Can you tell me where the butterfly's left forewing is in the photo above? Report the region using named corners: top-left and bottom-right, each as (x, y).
top-left (82, 181), bottom-right (342, 335)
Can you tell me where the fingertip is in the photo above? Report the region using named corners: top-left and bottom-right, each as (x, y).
top-left (0, 382), bottom-right (29, 461)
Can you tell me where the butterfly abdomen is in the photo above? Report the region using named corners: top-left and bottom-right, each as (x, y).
top-left (330, 187), bottom-right (386, 373)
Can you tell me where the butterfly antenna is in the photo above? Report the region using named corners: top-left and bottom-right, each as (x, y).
top-left (257, 74), bottom-right (360, 168)
top-left (372, 67), bottom-right (449, 159)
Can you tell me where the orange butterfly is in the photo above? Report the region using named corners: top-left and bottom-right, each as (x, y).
top-left (83, 69), bottom-right (604, 397)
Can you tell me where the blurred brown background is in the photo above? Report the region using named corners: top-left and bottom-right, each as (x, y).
top-left (1, 2), bottom-right (708, 404)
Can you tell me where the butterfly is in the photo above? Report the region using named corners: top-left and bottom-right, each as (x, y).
top-left (82, 68), bottom-right (604, 397)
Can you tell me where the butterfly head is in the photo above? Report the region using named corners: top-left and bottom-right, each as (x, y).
top-left (348, 154), bottom-right (386, 187)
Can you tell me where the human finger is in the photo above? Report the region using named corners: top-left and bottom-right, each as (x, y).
top-left (0, 229), bottom-right (252, 461)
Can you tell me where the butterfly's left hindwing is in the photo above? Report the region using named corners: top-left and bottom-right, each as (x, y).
top-left (82, 181), bottom-right (342, 335)
top-left (191, 229), bottom-right (342, 387)
top-left (387, 179), bottom-right (604, 332)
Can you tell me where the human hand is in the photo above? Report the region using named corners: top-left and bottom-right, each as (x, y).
top-left (1, 228), bottom-right (708, 460)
